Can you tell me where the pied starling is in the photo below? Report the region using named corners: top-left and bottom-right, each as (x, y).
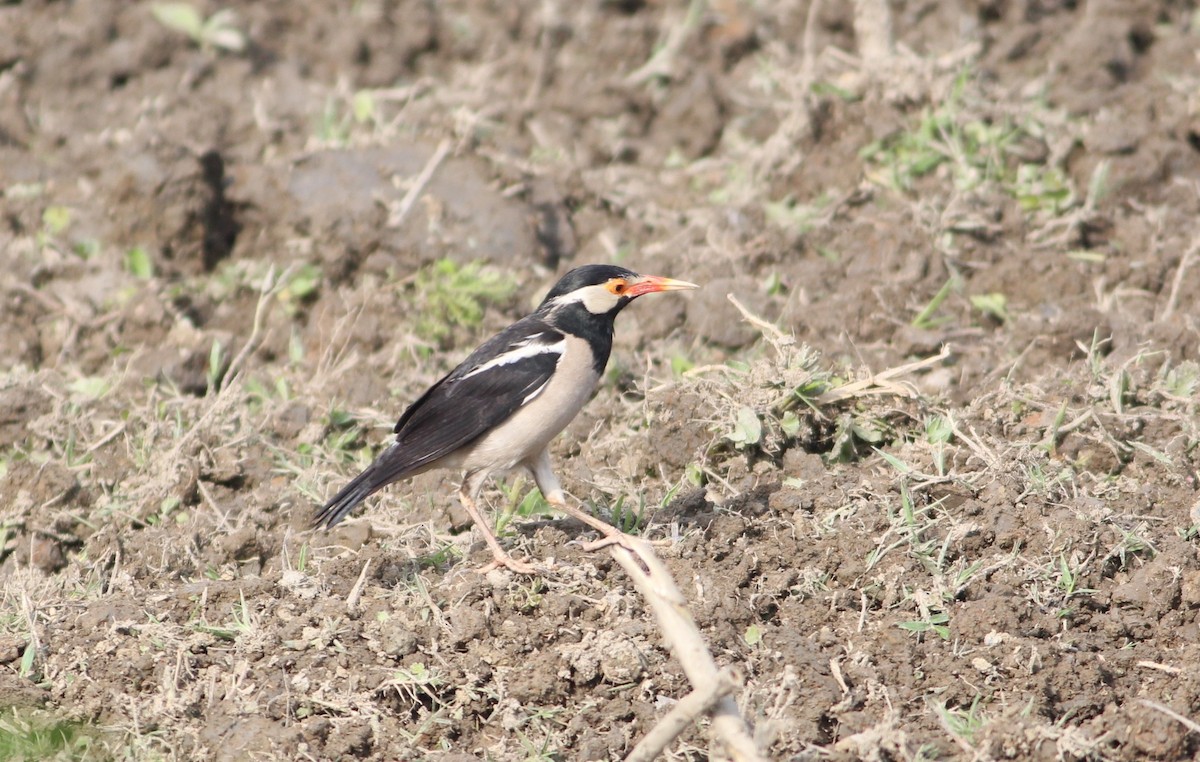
top-left (314, 264), bottom-right (698, 573)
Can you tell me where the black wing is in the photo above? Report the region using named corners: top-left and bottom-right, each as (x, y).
top-left (314, 318), bottom-right (563, 529)
top-left (392, 320), bottom-right (564, 464)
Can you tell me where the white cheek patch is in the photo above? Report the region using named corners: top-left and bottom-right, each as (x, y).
top-left (553, 285), bottom-right (621, 314)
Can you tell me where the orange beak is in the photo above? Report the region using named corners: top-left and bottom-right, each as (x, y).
top-left (625, 274), bottom-right (700, 298)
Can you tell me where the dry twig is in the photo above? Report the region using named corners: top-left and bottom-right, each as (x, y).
top-left (388, 138), bottom-right (452, 229)
top-left (346, 558), bottom-right (372, 612)
top-left (623, 0), bottom-right (706, 86)
top-left (1138, 698), bottom-right (1200, 735)
top-left (607, 537), bottom-right (764, 761)
top-left (627, 667), bottom-right (742, 762)
top-left (1161, 236), bottom-right (1198, 321)
top-left (727, 291), bottom-right (951, 405)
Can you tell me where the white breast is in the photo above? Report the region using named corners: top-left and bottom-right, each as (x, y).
top-left (460, 334), bottom-right (600, 474)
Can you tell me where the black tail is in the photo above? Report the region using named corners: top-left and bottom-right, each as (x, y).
top-left (312, 444), bottom-right (410, 530)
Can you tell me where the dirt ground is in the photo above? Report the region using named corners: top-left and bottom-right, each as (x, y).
top-left (2, 0), bottom-right (1200, 759)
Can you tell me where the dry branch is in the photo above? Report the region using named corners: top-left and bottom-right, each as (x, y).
top-left (388, 137), bottom-right (452, 229)
top-left (726, 292), bottom-right (951, 406)
top-left (606, 537), bottom-right (764, 761)
top-left (815, 346), bottom-right (951, 405)
top-left (627, 667), bottom-right (741, 762)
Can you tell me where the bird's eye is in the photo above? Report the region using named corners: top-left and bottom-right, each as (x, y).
top-left (609, 279), bottom-right (628, 295)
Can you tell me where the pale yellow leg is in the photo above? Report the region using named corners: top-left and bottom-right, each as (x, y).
top-left (527, 449), bottom-right (636, 553)
top-left (458, 483), bottom-right (537, 575)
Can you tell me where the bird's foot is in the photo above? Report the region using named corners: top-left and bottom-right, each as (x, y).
top-left (475, 553), bottom-right (540, 575)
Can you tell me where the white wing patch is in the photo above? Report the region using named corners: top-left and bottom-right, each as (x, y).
top-left (522, 379), bottom-right (551, 404)
top-left (460, 337), bottom-right (566, 379)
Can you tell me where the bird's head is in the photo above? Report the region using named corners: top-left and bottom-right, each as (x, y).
top-left (539, 264), bottom-right (698, 318)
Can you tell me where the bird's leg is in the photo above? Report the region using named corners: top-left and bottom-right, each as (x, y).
top-left (458, 477), bottom-right (537, 575)
top-left (528, 449), bottom-right (636, 553)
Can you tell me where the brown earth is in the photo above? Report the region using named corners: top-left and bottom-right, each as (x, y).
top-left (2, 0), bottom-right (1200, 760)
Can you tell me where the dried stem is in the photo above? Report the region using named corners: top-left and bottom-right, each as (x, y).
top-left (1138, 698), bottom-right (1200, 735)
top-left (388, 138), bottom-right (452, 229)
top-left (627, 667), bottom-right (741, 762)
top-left (623, 0), bottom-right (707, 86)
top-left (346, 558), bottom-right (373, 612)
top-left (1161, 236), bottom-right (1198, 321)
top-left (607, 537), bottom-right (764, 761)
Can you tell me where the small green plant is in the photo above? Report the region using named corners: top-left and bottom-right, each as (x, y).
top-left (151, 4), bottom-right (246, 52)
top-left (861, 106), bottom-right (955, 191)
top-left (494, 479), bottom-right (553, 536)
top-left (418, 543), bottom-right (462, 569)
top-left (18, 641), bottom-right (36, 679)
top-left (1161, 360), bottom-right (1199, 399)
top-left (609, 495), bottom-right (646, 535)
top-left (670, 354), bottom-right (694, 376)
top-left (933, 695), bottom-right (988, 746)
top-left (970, 292), bottom-right (1008, 323)
top-left (770, 347), bottom-right (836, 417)
top-left (762, 272), bottom-right (785, 296)
top-left (911, 277), bottom-right (957, 330)
top-left (388, 662), bottom-right (446, 707)
top-left (1011, 163), bottom-right (1073, 214)
top-left (1055, 554), bottom-right (1096, 602)
top-left (1108, 526), bottom-right (1155, 571)
top-left (898, 609), bottom-right (950, 640)
top-left (68, 376), bottom-right (111, 401)
top-left (277, 264), bottom-right (322, 315)
top-left (866, 487), bottom-right (953, 578)
top-left (763, 194), bottom-right (830, 236)
top-left (743, 624), bottom-right (764, 647)
top-left (37, 204), bottom-right (100, 259)
top-left (193, 590), bottom-right (256, 641)
top-left (312, 91), bottom-right (383, 145)
top-left (413, 260), bottom-right (518, 345)
top-left (507, 578), bottom-right (545, 613)
top-left (322, 409), bottom-right (363, 458)
top-left (860, 68), bottom-right (1084, 228)
top-left (351, 90), bottom-right (378, 125)
top-left (1039, 401), bottom-right (1070, 455)
top-left (516, 724), bottom-right (560, 762)
top-left (245, 376), bottom-right (292, 408)
top-left (924, 415), bottom-right (954, 476)
top-left (829, 413), bottom-right (886, 463)
top-left (726, 406), bottom-right (762, 449)
top-left (860, 70), bottom-right (1016, 193)
top-left (0, 708), bottom-right (100, 761)
top-left (313, 98), bottom-right (352, 146)
top-left (288, 327), bottom-right (305, 366)
top-left (55, 425), bottom-right (92, 470)
top-left (124, 246), bottom-right (154, 279)
top-left (205, 339), bottom-right (226, 395)
top-left (41, 205), bottom-right (71, 235)
top-left (145, 496), bottom-right (184, 527)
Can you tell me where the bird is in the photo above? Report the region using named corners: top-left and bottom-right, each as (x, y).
top-left (313, 264), bottom-right (698, 574)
